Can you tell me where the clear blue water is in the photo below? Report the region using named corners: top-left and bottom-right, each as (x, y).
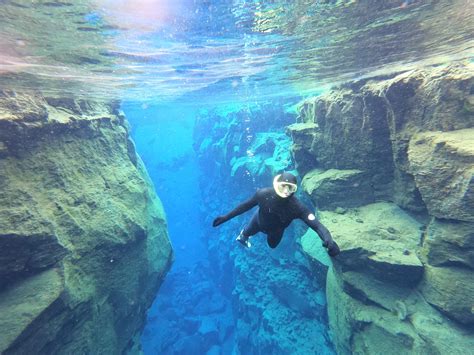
top-left (1, 0), bottom-right (473, 353)
top-left (124, 102), bottom-right (206, 269)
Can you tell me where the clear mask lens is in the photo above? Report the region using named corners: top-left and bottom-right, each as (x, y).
top-left (279, 183), bottom-right (297, 194)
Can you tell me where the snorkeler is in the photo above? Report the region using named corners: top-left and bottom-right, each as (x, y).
top-left (212, 172), bottom-right (340, 257)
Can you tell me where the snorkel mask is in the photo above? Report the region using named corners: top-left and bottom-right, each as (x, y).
top-left (273, 172), bottom-right (298, 198)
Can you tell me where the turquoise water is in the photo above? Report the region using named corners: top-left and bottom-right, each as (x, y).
top-left (1, 0), bottom-right (473, 354)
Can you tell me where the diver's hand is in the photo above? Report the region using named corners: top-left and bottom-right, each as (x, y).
top-left (212, 216), bottom-right (227, 227)
top-left (323, 239), bottom-right (340, 257)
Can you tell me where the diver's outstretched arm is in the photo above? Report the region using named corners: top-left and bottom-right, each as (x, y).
top-left (212, 192), bottom-right (259, 227)
top-left (299, 205), bottom-right (340, 257)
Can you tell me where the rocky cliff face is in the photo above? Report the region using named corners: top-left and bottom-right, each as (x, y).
top-left (292, 63), bottom-right (474, 354)
top-left (0, 92), bottom-right (173, 354)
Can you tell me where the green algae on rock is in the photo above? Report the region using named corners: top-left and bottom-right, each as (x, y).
top-left (0, 92), bottom-right (173, 354)
top-left (315, 204), bottom-right (474, 354)
top-left (300, 228), bottom-right (331, 268)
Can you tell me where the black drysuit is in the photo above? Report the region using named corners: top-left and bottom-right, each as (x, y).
top-left (213, 187), bottom-right (339, 256)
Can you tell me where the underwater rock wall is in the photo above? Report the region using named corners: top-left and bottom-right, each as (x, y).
top-left (293, 64), bottom-right (474, 354)
top-left (0, 92), bottom-right (173, 354)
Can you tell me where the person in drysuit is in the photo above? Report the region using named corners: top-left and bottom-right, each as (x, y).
top-left (212, 172), bottom-right (340, 257)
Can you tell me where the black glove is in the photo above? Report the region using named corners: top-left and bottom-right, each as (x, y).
top-left (212, 215), bottom-right (227, 227)
top-left (323, 239), bottom-right (340, 257)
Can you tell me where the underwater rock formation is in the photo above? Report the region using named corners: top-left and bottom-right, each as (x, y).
top-left (0, 92), bottom-right (173, 354)
top-left (318, 203), bottom-right (424, 287)
top-left (408, 129), bottom-right (474, 222)
top-left (142, 264), bottom-right (235, 354)
top-left (421, 218), bottom-right (474, 269)
top-left (230, 132), bottom-right (293, 180)
top-left (301, 168), bottom-right (375, 210)
top-left (232, 236), bottom-right (334, 355)
top-left (295, 63), bottom-right (474, 354)
top-left (193, 104), bottom-right (295, 189)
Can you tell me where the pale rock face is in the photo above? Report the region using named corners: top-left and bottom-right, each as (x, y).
top-left (408, 129), bottom-right (474, 222)
top-left (0, 92), bottom-right (173, 354)
top-left (301, 168), bottom-right (375, 210)
top-left (313, 203), bottom-right (474, 354)
top-left (420, 265), bottom-right (474, 325)
top-left (325, 267), bottom-right (474, 355)
top-left (421, 218), bottom-right (474, 269)
top-left (318, 203), bottom-right (424, 287)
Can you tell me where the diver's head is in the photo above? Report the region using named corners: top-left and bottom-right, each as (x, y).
top-left (273, 172), bottom-right (298, 198)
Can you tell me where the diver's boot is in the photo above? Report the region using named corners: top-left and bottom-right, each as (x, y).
top-left (236, 230), bottom-right (251, 248)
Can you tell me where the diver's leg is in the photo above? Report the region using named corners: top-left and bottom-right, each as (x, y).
top-left (237, 211), bottom-right (261, 248)
top-left (242, 211), bottom-right (261, 237)
top-left (267, 230), bottom-right (284, 249)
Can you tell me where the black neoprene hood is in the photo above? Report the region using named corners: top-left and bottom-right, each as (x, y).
top-left (277, 172), bottom-right (297, 185)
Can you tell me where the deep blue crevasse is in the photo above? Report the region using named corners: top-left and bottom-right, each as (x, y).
top-left (124, 98), bottom-right (335, 354)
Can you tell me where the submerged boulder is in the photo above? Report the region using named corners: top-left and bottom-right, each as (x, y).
top-left (420, 265), bottom-right (474, 326)
top-left (325, 266), bottom-right (474, 355)
top-left (302, 204), bottom-right (474, 354)
top-left (0, 92), bottom-right (173, 354)
top-left (421, 218), bottom-right (474, 269)
top-left (316, 202), bottom-right (424, 287)
top-left (301, 168), bottom-right (375, 210)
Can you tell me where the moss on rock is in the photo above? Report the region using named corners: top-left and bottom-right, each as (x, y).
top-left (325, 253), bottom-right (474, 355)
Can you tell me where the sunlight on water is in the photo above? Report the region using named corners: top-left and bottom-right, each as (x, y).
top-left (0, 0), bottom-right (472, 104)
